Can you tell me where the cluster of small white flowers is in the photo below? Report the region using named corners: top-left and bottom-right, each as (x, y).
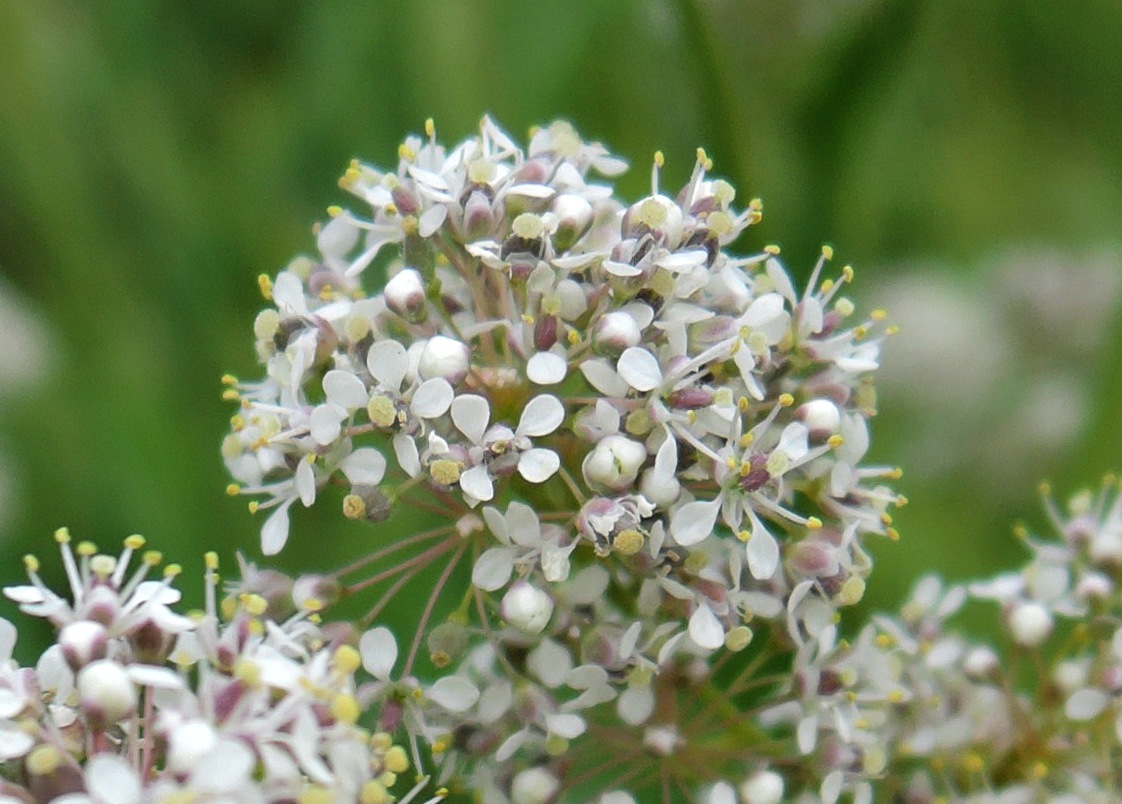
top-left (211, 116), bottom-right (901, 801)
top-left (0, 530), bottom-right (448, 804)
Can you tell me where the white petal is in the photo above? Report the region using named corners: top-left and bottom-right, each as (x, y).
top-left (190, 739), bottom-right (254, 793)
top-left (411, 377), bottom-right (455, 419)
top-left (86, 755), bottom-right (141, 804)
top-left (527, 351), bottom-right (568, 385)
top-left (0, 726), bottom-right (33, 761)
top-left (391, 435), bottom-right (420, 479)
top-left (518, 449), bottom-right (560, 483)
top-left (473, 548), bottom-right (515, 592)
top-left (617, 685), bottom-right (654, 726)
top-left (323, 370), bottom-right (369, 410)
top-left (603, 259), bottom-right (643, 277)
top-left (505, 502), bottom-right (541, 546)
top-left (367, 340), bottom-right (409, 390)
top-left (295, 459), bottom-right (316, 507)
top-left (689, 603), bottom-right (725, 650)
top-left (126, 665), bottom-right (185, 690)
top-left (617, 347), bottom-right (662, 392)
top-left (309, 404), bottom-right (343, 445)
top-left (747, 523), bottom-right (781, 580)
top-left (655, 249), bottom-right (707, 272)
top-left (317, 213), bottom-right (360, 258)
top-left (1066, 688), bottom-right (1109, 721)
top-left (580, 358), bottom-right (630, 397)
top-left (743, 293), bottom-right (785, 328)
top-left (340, 448), bottom-right (387, 485)
top-left (418, 204), bottom-right (448, 237)
top-left (429, 676), bottom-right (480, 712)
top-left (451, 394), bottom-right (491, 444)
top-left (261, 499), bottom-right (293, 556)
top-left (272, 272), bottom-right (308, 314)
top-left (528, 639), bottom-right (572, 688)
top-left (459, 465), bottom-right (494, 501)
top-left (360, 627), bottom-right (397, 681)
top-left (506, 183), bottom-right (556, 198)
top-left (546, 712), bottom-right (586, 739)
top-left (518, 394), bottom-right (565, 437)
top-left (670, 497), bottom-right (721, 546)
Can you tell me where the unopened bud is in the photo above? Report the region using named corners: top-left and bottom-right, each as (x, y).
top-left (167, 719), bottom-right (219, 774)
top-left (1009, 601), bottom-right (1053, 647)
top-left (740, 769), bottom-right (785, 804)
top-left (59, 620), bottom-right (109, 670)
top-left (511, 767), bottom-right (560, 804)
top-left (78, 660), bottom-right (136, 725)
top-left (594, 311), bottom-right (642, 353)
top-left (582, 435), bottom-right (648, 492)
top-left (501, 581), bottom-right (554, 635)
top-left (552, 193), bottom-right (593, 251)
top-left (798, 399), bottom-right (841, 437)
top-left (384, 268), bottom-right (427, 321)
top-left (418, 336), bottom-right (471, 383)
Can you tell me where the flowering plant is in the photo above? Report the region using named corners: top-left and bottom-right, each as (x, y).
top-left (1, 117), bottom-right (1118, 803)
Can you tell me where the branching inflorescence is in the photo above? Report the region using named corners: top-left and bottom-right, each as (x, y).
top-left (1, 117), bottom-right (1117, 803)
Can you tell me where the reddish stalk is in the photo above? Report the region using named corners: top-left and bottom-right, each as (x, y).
top-left (402, 540), bottom-right (469, 677)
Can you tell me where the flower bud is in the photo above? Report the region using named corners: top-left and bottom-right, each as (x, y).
top-left (1008, 601), bottom-right (1053, 647)
top-left (624, 195), bottom-right (683, 245)
top-left (962, 646), bottom-right (999, 678)
top-left (798, 399), bottom-right (841, 438)
top-left (462, 189), bottom-right (496, 240)
top-left (552, 193), bottom-right (593, 251)
top-left (582, 435), bottom-right (648, 492)
top-left (594, 312), bottom-right (642, 353)
top-left (418, 336), bottom-right (471, 383)
top-left (59, 620), bottom-right (109, 670)
top-left (384, 268), bottom-right (427, 321)
top-left (78, 660), bottom-right (136, 726)
top-left (739, 769), bottom-right (785, 804)
top-left (167, 719), bottom-right (218, 774)
top-left (511, 766), bottom-right (560, 804)
top-left (639, 468), bottom-right (680, 509)
top-left (501, 581), bottom-right (554, 635)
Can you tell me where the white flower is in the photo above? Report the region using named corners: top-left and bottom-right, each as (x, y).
top-left (582, 434), bottom-right (647, 491)
top-left (501, 581), bottom-right (554, 635)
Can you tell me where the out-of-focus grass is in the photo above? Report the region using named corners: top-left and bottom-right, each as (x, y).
top-left (1, 0), bottom-right (1121, 658)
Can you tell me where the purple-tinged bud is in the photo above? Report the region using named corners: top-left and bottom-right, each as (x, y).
top-left (534, 314), bottom-right (559, 351)
top-left (129, 618), bottom-right (173, 664)
top-left (307, 266), bottom-right (349, 297)
top-left (391, 185), bottom-right (420, 216)
top-left (593, 311), bottom-right (641, 353)
top-left (384, 268), bottom-right (427, 321)
top-left (552, 193), bottom-right (593, 251)
top-left (462, 189), bottom-right (496, 241)
top-left (738, 456), bottom-right (771, 492)
top-left (78, 660), bottom-right (136, 726)
top-left (418, 336), bottom-right (471, 383)
top-left (59, 620), bottom-right (109, 670)
top-left (666, 387), bottom-right (713, 410)
top-left (293, 573), bottom-right (344, 611)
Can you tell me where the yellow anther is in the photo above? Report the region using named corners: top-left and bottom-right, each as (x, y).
top-left (334, 645), bottom-right (361, 675)
top-left (653, 150), bottom-right (665, 167)
top-left (778, 393), bottom-right (794, 407)
top-left (886, 527), bottom-right (900, 541)
top-left (726, 456), bottom-right (738, 470)
top-left (124, 534), bottom-right (146, 550)
top-left (870, 308), bottom-right (888, 321)
top-left (1031, 761), bottom-right (1048, 779)
top-left (430, 459), bottom-right (462, 486)
top-left (331, 693), bottom-right (361, 725)
top-left (886, 324), bottom-right (900, 335)
top-left (888, 690), bottom-right (905, 703)
top-left (77, 541), bottom-right (97, 557)
top-left (204, 551), bottom-right (219, 571)
top-left (854, 718), bottom-right (870, 730)
top-left (302, 597), bottom-right (325, 613)
top-left (383, 202), bottom-right (398, 216)
top-left (566, 329), bottom-right (581, 346)
top-left (54, 526), bottom-right (71, 544)
top-left (853, 325), bottom-right (868, 339)
top-left (326, 205), bottom-right (343, 218)
top-left (614, 529), bottom-right (645, 556)
top-left (163, 563), bottom-right (182, 579)
top-left (821, 245), bottom-right (834, 260)
top-left (26, 745), bottom-right (63, 776)
top-left (880, 513), bottom-right (894, 526)
top-left (221, 388), bottom-right (240, 402)
top-left (520, 314), bottom-right (535, 326)
top-left (736, 529), bottom-right (750, 543)
top-left (887, 467), bottom-right (904, 479)
top-left (248, 501), bottom-right (260, 515)
top-left (748, 197), bottom-right (763, 211)
top-left (431, 737), bottom-right (450, 754)
top-left (221, 374), bottom-right (238, 387)
top-left (764, 244), bottom-right (780, 255)
top-left (343, 494), bottom-right (367, 520)
top-left (739, 432), bottom-right (755, 448)
top-left (435, 789), bottom-right (449, 799)
top-left (737, 396), bottom-right (749, 412)
top-left (806, 517), bottom-right (823, 530)
top-left (360, 781), bottom-right (391, 804)
top-left (1038, 480), bottom-right (1052, 496)
top-left (239, 593), bottom-right (267, 616)
top-left (22, 554), bottom-right (39, 573)
top-left (896, 495), bottom-right (909, 507)
top-left (874, 633), bottom-right (894, 649)
top-left (738, 459), bottom-right (752, 477)
top-left (143, 550), bottom-right (162, 566)
top-left (258, 274), bottom-right (273, 300)
top-left (234, 658), bottom-right (261, 687)
top-left (827, 435), bottom-right (844, 448)
top-left (246, 618), bottom-right (265, 636)
top-left (226, 483), bottom-right (241, 496)
top-left (300, 787), bottom-right (335, 804)
top-left (380, 743), bottom-right (409, 773)
top-left (397, 143), bottom-right (415, 161)
top-left (820, 278), bottom-right (835, 293)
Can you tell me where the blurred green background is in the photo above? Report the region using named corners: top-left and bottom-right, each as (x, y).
top-left (2, 0), bottom-right (1122, 658)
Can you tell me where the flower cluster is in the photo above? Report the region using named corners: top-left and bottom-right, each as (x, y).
top-left (11, 115), bottom-right (1118, 803)
top-left (214, 117), bottom-right (899, 799)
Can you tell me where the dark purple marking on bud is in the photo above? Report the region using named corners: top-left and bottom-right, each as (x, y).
top-left (391, 185), bottom-right (420, 216)
top-left (738, 457), bottom-right (771, 492)
top-left (129, 619), bottom-right (171, 664)
top-left (534, 315), bottom-right (558, 351)
top-left (818, 669), bottom-right (844, 696)
top-left (667, 387), bottom-right (713, 410)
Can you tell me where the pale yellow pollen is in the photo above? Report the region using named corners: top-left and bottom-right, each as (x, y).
top-left (226, 483), bottom-right (241, 496)
top-left (806, 517), bottom-right (823, 530)
top-left (247, 501), bottom-right (260, 515)
top-left (512, 212), bottom-right (545, 240)
top-left (124, 534), bottom-right (146, 550)
top-left (22, 554), bottom-right (39, 573)
top-left (653, 150), bottom-right (665, 168)
top-left (204, 551), bottom-right (219, 571)
top-left (778, 393), bottom-right (794, 407)
top-left (143, 549), bottom-right (162, 566)
top-left (334, 645), bottom-right (361, 675)
top-left (330, 693), bottom-right (361, 725)
top-left (614, 529), bottom-right (645, 556)
top-left (77, 541), bottom-right (97, 557)
top-left (257, 274), bottom-right (273, 300)
top-left (343, 494), bottom-right (367, 520)
top-left (367, 396), bottom-right (397, 428)
top-left (326, 205), bottom-right (343, 218)
top-left (26, 745), bottom-right (63, 776)
top-left (826, 435), bottom-right (844, 449)
top-left (90, 554), bottom-right (116, 579)
top-left (764, 244), bottom-right (780, 255)
top-left (821, 245), bottom-right (834, 260)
